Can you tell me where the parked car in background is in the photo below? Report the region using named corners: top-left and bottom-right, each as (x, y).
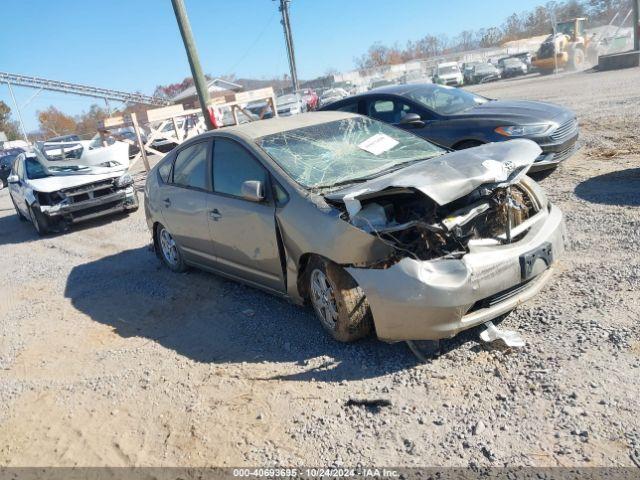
top-left (509, 52), bottom-right (534, 69)
top-left (319, 88), bottom-right (350, 108)
top-left (400, 70), bottom-right (432, 85)
top-left (8, 149), bottom-right (138, 235)
top-left (144, 112), bottom-right (564, 347)
top-left (0, 147), bottom-right (25, 189)
top-left (149, 115), bottom-right (205, 152)
top-left (468, 63), bottom-right (501, 84)
top-left (246, 100), bottom-right (275, 120)
top-left (462, 61), bottom-right (482, 84)
top-left (369, 78), bottom-right (396, 90)
top-left (321, 83), bottom-right (579, 172)
top-left (433, 62), bottom-right (464, 86)
top-left (276, 93), bottom-right (306, 116)
top-left (46, 134), bottom-right (81, 143)
top-left (298, 89), bottom-right (319, 111)
top-left (498, 57), bottom-right (529, 78)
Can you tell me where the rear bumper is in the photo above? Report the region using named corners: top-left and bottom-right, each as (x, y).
top-left (40, 187), bottom-right (138, 223)
top-left (347, 204), bottom-right (566, 341)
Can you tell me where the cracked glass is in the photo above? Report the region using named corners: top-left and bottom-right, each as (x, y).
top-left (256, 117), bottom-right (444, 189)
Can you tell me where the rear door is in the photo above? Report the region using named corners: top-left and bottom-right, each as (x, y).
top-left (158, 140), bottom-right (217, 266)
top-left (206, 138), bottom-right (284, 292)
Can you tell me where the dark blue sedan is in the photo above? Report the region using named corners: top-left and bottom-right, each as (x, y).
top-left (320, 83), bottom-right (579, 173)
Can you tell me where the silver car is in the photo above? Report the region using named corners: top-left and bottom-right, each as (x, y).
top-left (144, 112), bottom-right (565, 345)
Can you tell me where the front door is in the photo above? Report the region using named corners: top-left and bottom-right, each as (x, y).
top-left (158, 140), bottom-right (217, 266)
top-left (207, 138), bottom-right (284, 292)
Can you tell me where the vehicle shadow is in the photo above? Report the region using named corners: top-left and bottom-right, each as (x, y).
top-left (0, 208), bottom-right (136, 246)
top-left (64, 247), bottom-right (421, 382)
top-left (0, 210), bottom-right (38, 245)
top-left (574, 167), bottom-right (640, 206)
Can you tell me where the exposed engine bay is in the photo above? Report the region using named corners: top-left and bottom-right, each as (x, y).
top-left (340, 182), bottom-right (538, 263)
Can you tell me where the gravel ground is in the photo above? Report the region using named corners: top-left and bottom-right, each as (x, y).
top-left (0, 67), bottom-right (639, 468)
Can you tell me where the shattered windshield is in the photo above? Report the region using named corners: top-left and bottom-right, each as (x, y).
top-left (257, 117), bottom-right (445, 189)
top-left (25, 158), bottom-right (51, 180)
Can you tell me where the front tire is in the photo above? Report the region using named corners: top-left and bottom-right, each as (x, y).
top-left (307, 256), bottom-right (373, 342)
top-left (28, 204), bottom-right (50, 236)
top-left (11, 195), bottom-right (27, 222)
top-left (156, 223), bottom-right (187, 272)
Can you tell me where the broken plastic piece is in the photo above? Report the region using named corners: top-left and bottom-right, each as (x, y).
top-left (479, 321), bottom-right (525, 348)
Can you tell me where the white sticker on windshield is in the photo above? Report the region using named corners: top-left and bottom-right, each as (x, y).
top-left (357, 133), bottom-right (399, 156)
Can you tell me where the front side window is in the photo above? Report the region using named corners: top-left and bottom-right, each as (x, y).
top-left (368, 99), bottom-right (418, 124)
top-left (335, 102), bottom-right (359, 113)
top-left (213, 139), bottom-right (268, 198)
top-left (257, 116), bottom-right (445, 190)
top-left (172, 142), bottom-right (208, 190)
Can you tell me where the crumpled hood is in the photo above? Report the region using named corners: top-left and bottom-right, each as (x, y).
top-left (325, 139), bottom-right (542, 215)
top-left (27, 170), bottom-right (126, 193)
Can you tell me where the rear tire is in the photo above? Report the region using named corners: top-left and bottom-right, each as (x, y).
top-left (156, 223), bottom-right (187, 272)
top-left (307, 256), bottom-right (373, 342)
top-left (28, 204), bottom-right (50, 236)
top-left (568, 48), bottom-right (585, 70)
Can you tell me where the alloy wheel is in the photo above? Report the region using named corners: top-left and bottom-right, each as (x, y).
top-left (159, 227), bottom-right (179, 267)
top-left (310, 268), bottom-right (338, 330)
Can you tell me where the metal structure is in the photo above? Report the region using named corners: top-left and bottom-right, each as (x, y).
top-left (277, 0), bottom-right (300, 92)
top-left (0, 71), bottom-right (170, 106)
top-left (634, 0), bottom-right (639, 51)
top-left (171, 0), bottom-right (214, 130)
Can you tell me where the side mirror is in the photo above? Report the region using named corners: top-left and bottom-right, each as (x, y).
top-left (7, 174), bottom-right (19, 184)
top-left (399, 113), bottom-right (425, 128)
top-left (241, 180), bottom-right (264, 202)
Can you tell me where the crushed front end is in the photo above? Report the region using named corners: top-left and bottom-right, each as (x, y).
top-left (37, 174), bottom-right (139, 227)
top-left (325, 140), bottom-right (566, 341)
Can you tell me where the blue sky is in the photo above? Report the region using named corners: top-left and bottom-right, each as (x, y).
top-left (1, 0), bottom-right (546, 132)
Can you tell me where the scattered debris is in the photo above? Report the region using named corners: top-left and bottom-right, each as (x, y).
top-left (480, 321), bottom-right (526, 348)
top-left (345, 398), bottom-right (392, 412)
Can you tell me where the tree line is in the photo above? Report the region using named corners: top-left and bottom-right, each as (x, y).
top-left (355, 0), bottom-right (628, 69)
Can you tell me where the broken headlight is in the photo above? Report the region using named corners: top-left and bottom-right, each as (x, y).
top-left (495, 124), bottom-right (551, 137)
top-left (115, 173), bottom-right (134, 188)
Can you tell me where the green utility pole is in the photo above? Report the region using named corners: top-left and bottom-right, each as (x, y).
top-left (278, 0), bottom-right (300, 92)
top-left (171, 0), bottom-right (214, 130)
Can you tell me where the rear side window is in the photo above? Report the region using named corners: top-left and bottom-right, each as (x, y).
top-left (213, 139), bottom-right (267, 198)
top-left (172, 142), bottom-right (208, 190)
top-left (157, 154), bottom-right (174, 183)
top-left (335, 102), bottom-right (359, 113)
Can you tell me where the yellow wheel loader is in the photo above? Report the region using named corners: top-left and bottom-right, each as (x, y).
top-left (532, 18), bottom-right (596, 74)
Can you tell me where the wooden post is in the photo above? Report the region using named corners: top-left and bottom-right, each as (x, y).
top-left (130, 113), bottom-right (150, 172)
top-left (171, 116), bottom-right (181, 142)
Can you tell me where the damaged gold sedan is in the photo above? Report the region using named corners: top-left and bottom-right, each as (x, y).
top-left (144, 112), bottom-right (565, 350)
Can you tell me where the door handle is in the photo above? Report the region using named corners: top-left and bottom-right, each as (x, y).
top-left (163, 198), bottom-right (171, 207)
top-left (209, 209), bottom-right (222, 221)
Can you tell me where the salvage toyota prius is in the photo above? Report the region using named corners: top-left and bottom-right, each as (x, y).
top-left (145, 111), bottom-right (565, 344)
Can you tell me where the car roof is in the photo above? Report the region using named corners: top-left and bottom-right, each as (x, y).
top-left (365, 83), bottom-right (437, 96)
top-left (214, 111), bottom-right (358, 140)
